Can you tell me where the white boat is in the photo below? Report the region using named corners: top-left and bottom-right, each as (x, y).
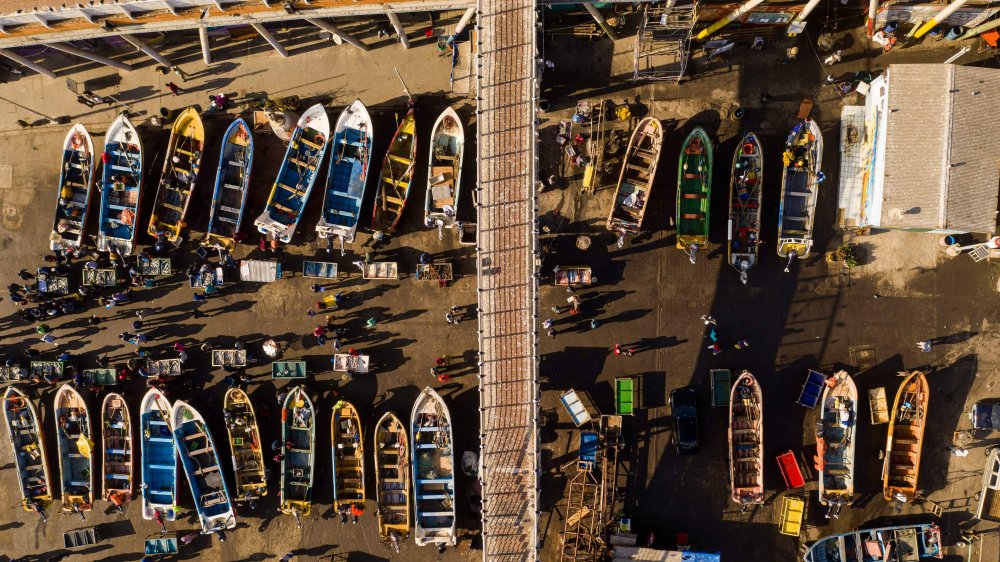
top-left (410, 387), bottom-right (456, 547)
top-left (50, 123), bottom-right (96, 251)
top-left (316, 99), bottom-right (373, 253)
top-left (139, 388), bottom-right (177, 521)
top-left (3, 386), bottom-right (53, 513)
top-left (171, 400), bottom-right (236, 533)
top-left (53, 384), bottom-right (94, 513)
top-left (977, 448), bottom-right (1000, 522)
top-left (97, 114), bottom-right (143, 254)
top-left (816, 371), bottom-right (857, 517)
top-left (777, 119), bottom-right (823, 262)
top-left (423, 106), bottom-right (465, 235)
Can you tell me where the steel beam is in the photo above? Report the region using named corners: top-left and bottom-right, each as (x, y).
top-left (120, 34), bottom-right (173, 67)
top-left (47, 42), bottom-right (132, 71)
top-left (386, 12), bottom-right (411, 48)
top-left (583, 3), bottom-right (618, 40)
top-left (199, 26), bottom-right (212, 64)
top-left (454, 6), bottom-right (475, 34)
top-left (0, 48), bottom-right (56, 79)
top-left (306, 18), bottom-right (371, 51)
top-left (251, 23), bottom-right (289, 57)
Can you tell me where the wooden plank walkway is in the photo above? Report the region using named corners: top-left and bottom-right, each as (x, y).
top-left (476, 0), bottom-right (538, 560)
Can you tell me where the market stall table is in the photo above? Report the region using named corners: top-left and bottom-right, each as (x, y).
top-left (416, 262), bottom-right (453, 282)
top-left (363, 262), bottom-right (398, 280)
top-left (138, 256), bottom-right (171, 276)
top-left (240, 259), bottom-right (282, 283)
top-left (36, 270), bottom-right (70, 294)
top-left (272, 360), bottom-right (307, 379)
top-left (190, 267), bottom-right (225, 288)
top-left (81, 368), bottom-right (117, 387)
top-left (332, 354), bottom-right (369, 373)
top-left (303, 261), bottom-right (338, 279)
top-left (554, 265), bottom-right (593, 286)
top-left (0, 365), bottom-right (29, 382)
top-left (82, 268), bottom-right (118, 287)
top-left (147, 359), bottom-right (182, 377)
top-left (30, 361), bottom-right (65, 381)
top-left (212, 349), bottom-right (247, 368)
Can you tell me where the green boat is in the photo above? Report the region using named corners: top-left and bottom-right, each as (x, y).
top-left (677, 127), bottom-right (712, 257)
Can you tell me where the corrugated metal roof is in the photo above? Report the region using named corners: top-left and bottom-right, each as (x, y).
top-left (880, 64), bottom-right (1000, 233)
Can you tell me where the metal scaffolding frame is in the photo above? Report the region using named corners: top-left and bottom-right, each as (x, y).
top-left (633, 1), bottom-right (697, 82)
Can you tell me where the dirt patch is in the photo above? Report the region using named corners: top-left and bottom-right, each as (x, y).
top-left (848, 231), bottom-right (941, 296)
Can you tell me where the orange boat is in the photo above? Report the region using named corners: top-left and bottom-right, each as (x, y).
top-left (882, 371), bottom-right (929, 503)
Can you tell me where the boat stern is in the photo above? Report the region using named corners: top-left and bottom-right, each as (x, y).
top-left (280, 499), bottom-right (311, 516)
top-left (677, 234), bottom-right (708, 250)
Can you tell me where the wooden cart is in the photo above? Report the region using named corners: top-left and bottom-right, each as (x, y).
top-left (615, 377), bottom-right (635, 415)
top-left (710, 369), bottom-right (731, 407)
top-left (869, 387), bottom-right (889, 424)
top-left (778, 496), bottom-right (805, 536)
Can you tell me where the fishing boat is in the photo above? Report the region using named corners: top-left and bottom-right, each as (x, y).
top-left (883, 371), bottom-right (929, 503)
top-left (255, 104), bottom-right (330, 244)
top-left (50, 123), bottom-right (96, 251)
top-left (139, 388), bottom-right (177, 521)
top-left (316, 99), bottom-right (372, 253)
top-left (676, 127), bottom-right (712, 258)
top-left (223, 388), bottom-right (266, 502)
top-left (410, 387), bottom-right (456, 547)
top-left (728, 132), bottom-right (763, 284)
top-left (729, 370), bottom-right (763, 509)
top-left (331, 400), bottom-right (365, 513)
top-left (976, 447), bottom-right (1000, 522)
top-left (101, 392), bottom-right (133, 506)
top-left (148, 107), bottom-right (204, 242)
top-left (204, 118), bottom-right (254, 251)
top-left (607, 117), bottom-right (663, 239)
top-left (171, 400), bottom-right (236, 533)
top-left (53, 384), bottom-right (94, 514)
top-left (3, 386), bottom-right (53, 512)
top-left (816, 371), bottom-right (857, 516)
top-left (804, 523), bottom-right (942, 562)
top-left (375, 411), bottom-right (410, 543)
top-left (97, 113), bottom-right (143, 254)
top-left (424, 106), bottom-right (465, 235)
top-left (777, 119), bottom-right (823, 262)
top-left (372, 108), bottom-right (416, 235)
top-left (280, 386), bottom-right (315, 524)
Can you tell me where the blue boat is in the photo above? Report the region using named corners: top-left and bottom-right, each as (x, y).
top-left (204, 118), bottom-right (254, 252)
top-left (139, 388), bottom-right (176, 522)
top-left (805, 523), bottom-right (942, 562)
top-left (410, 387), bottom-right (456, 547)
top-left (97, 113), bottom-right (143, 254)
top-left (316, 99), bottom-right (372, 255)
top-left (255, 104), bottom-right (330, 244)
top-left (50, 123), bottom-right (96, 251)
top-left (280, 386), bottom-right (315, 526)
top-left (171, 400), bottom-right (236, 533)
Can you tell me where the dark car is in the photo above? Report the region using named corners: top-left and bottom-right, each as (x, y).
top-left (670, 386), bottom-right (699, 454)
top-left (971, 400), bottom-right (1000, 430)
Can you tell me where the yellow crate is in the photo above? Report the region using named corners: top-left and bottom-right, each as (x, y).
top-left (778, 496), bottom-right (805, 537)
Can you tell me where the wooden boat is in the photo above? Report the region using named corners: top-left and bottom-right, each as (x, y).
top-left (424, 106), bottom-right (465, 233)
top-left (51, 123), bottom-right (96, 251)
top-left (372, 108), bottom-right (416, 235)
top-left (280, 386), bottom-right (315, 523)
top-left (375, 411), bottom-right (410, 542)
top-left (53, 384), bottom-right (93, 513)
top-left (255, 104), bottom-right (330, 244)
top-left (223, 388), bottom-right (266, 502)
top-left (148, 107), bottom-right (204, 242)
top-left (331, 400), bottom-right (365, 512)
top-left (882, 370), bottom-right (929, 503)
top-left (729, 370), bottom-right (763, 508)
top-left (676, 127), bottom-right (712, 253)
top-left (97, 113), bottom-right (143, 254)
top-left (976, 447), bottom-right (1000, 522)
top-left (204, 118), bottom-right (254, 251)
top-left (101, 392), bottom-right (133, 505)
top-left (804, 523), bottom-right (942, 562)
top-left (410, 387), bottom-right (456, 547)
top-left (606, 117), bottom-right (663, 238)
top-left (316, 99), bottom-right (372, 252)
top-left (727, 131), bottom-right (763, 284)
top-left (2, 386), bottom-right (53, 512)
top-left (816, 371), bottom-right (857, 513)
top-left (139, 388), bottom-right (177, 521)
top-left (171, 400), bottom-right (236, 533)
top-left (777, 119), bottom-right (823, 260)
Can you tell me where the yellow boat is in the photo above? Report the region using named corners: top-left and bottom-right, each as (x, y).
top-left (375, 411), bottom-right (410, 542)
top-left (372, 108), bottom-right (416, 234)
top-left (882, 371), bottom-right (929, 503)
top-left (148, 107), bottom-right (204, 242)
top-left (223, 388), bottom-right (267, 502)
top-left (331, 400), bottom-right (365, 513)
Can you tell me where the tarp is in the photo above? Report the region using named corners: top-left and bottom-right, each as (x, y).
top-left (612, 547), bottom-right (721, 562)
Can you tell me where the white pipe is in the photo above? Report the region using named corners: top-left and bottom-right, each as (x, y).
top-left (306, 18), bottom-right (371, 51)
top-left (387, 12), bottom-right (411, 48)
top-left (787, 0), bottom-right (822, 36)
top-left (0, 48), bottom-right (56, 78)
top-left (199, 26), bottom-right (212, 64)
top-left (914, 0), bottom-right (970, 38)
top-left (120, 34), bottom-right (172, 67)
top-left (454, 6), bottom-right (476, 34)
top-left (867, 0), bottom-right (879, 37)
top-left (583, 3), bottom-right (618, 41)
top-left (251, 23), bottom-right (289, 57)
top-left (696, 0), bottom-right (766, 41)
top-left (47, 42), bottom-right (132, 72)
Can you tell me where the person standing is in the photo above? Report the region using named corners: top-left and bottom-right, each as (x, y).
top-left (445, 311), bottom-right (456, 324)
top-left (165, 82), bottom-right (183, 96)
top-left (279, 553), bottom-right (295, 562)
top-left (916, 340), bottom-right (932, 352)
top-left (170, 65), bottom-right (189, 80)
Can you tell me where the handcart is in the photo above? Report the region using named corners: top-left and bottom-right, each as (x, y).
top-left (797, 369), bottom-right (827, 408)
top-left (710, 369), bottom-right (731, 407)
top-left (415, 262), bottom-right (453, 282)
top-left (332, 354), bottom-right (369, 373)
top-left (144, 533), bottom-right (178, 557)
top-left (554, 265), bottom-right (593, 286)
top-left (271, 360), bottom-right (306, 379)
top-left (303, 260), bottom-right (338, 279)
top-left (778, 496), bottom-right (805, 536)
top-left (559, 389), bottom-right (592, 427)
top-left (240, 259), bottom-right (282, 283)
top-left (615, 377), bottom-right (635, 415)
top-left (777, 450), bottom-right (805, 489)
top-left (363, 262), bottom-right (398, 280)
top-left (81, 368), bottom-right (117, 387)
top-left (869, 387), bottom-right (889, 424)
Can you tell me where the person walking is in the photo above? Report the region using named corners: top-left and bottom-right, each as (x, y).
top-left (165, 82), bottom-right (183, 96)
top-left (36, 324), bottom-right (50, 336)
top-left (193, 292), bottom-right (208, 304)
top-left (613, 344), bottom-right (622, 356)
top-left (700, 314), bottom-right (717, 326)
top-left (88, 314), bottom-right (101, 326)
top-left (366, 317), bottom-right (377, 329)
top-left (917, 340), bottom-right (932, 352)
top-left (734, 339), bottom-right (751, 351)
top-left (707, 342), bottom-right (722, 355)
top-left (542, 318), bottom-right (554, 330)
top-left (589, 318), bottom-right (600, 330)
top-left (624, 347), bottom-right (636, 357)
top-left (170, 65), bottom-right (189, 80)
top-left (279, 553), bottom-right (295, 562)
top-left (40, 333), bottom-right (57, 346)
top-left (445, 310), bottom-right (456, 324)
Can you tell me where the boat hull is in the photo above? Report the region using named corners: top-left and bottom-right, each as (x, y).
top-left (727, 132), bottom-right (762, 282)
top-left (729, 371), bottom-right (763, 506)
top-left (54, 384), bottom-right (94, 513)
top-left (676, 127), bottom-right (712, 250)
top-left (172, 400), bottom-right (236, 533)
top-left (607, 117), bottom-right (663, 236)
top-left (817, 371), bottom-right (857, 506)
top-left (424, 106), bottom-right (465, 230)
top-left (101, 392), bottom-right (134, 505)
top-left (375, 411), bottom-right (410, 541)
top-left (804, 523), bottom-right (942, 562)
top-left (777, 119), bottom-right (823, 259)
top-left (280, 386), bottom-right (315, 517)
top-left (883, 371), bottom-right (929, 502)
top-left (139, 388), bottom-right (176, 521)
top-left (317, 99), bottom-right (373, 245)
top-left (149, 107), bottom-right (204, 242)
top-left (256, 104), bottom-right (330, 244)
top-left (223, 388), bottom-right (267, 501)
top-left (372, 108), bottom-right (416, 234)
top-left (97, 114), bottom-right (143, 254)
top-left (3, 386), bottom-right (53, 511)
top-left (205, 118), bottom-right (254, 251)
top-left (410, 387), bottom-right (456, 547)
top-left (977, 448), bottom-right (1000, 521)
top-left (51, 123), bottom-right (96, 251)
top-left (331, 400), bottom-right (365, 511)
